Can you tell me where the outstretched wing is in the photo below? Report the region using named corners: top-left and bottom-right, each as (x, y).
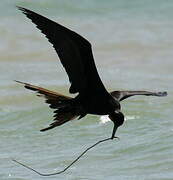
top-left (15, 80), bottom-right (72, 108)
top-left (18, 7), bottom-right (108, 96)
top-left (110, 91), bottom-right (167, 101)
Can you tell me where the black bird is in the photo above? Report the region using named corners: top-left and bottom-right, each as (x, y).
top-left (16, 7), bottom-right (167, 139)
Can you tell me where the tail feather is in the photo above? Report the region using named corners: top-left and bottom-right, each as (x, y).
top-left (40, 111), bottom-right (78, 131)
top-left (15, 80), bottom-right (80, 131)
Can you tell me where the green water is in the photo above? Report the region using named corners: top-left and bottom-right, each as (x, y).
top-left (0, 0), bottom-right (172, 179)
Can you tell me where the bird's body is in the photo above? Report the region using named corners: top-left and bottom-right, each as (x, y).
top-left (16, 7), bottom-right (167, 137)
top-left (77, 91), bottom-right (120, 115)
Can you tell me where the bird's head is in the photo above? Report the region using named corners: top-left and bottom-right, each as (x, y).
top-left (109, 110), bottom-right (124, 127)
top-left (109, 110), bottom-right (125, 139)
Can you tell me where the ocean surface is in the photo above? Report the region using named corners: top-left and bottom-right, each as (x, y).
top-left (0, 0), bottom-right (173, 180)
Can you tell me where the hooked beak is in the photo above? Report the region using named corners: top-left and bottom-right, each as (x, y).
top-left (111, 123), bottom-right (119, 139)
top-left (109, 111), bottom-right (125, 139)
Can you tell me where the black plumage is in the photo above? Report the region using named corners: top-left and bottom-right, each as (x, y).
top-left (16, 7), bottom-right (167, 138)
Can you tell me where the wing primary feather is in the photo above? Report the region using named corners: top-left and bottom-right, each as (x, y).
top-left (17, 6), bottom-right (109, 96)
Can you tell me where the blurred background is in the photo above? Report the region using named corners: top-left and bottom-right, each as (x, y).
top-left (0, 0), bottom-right (172, 180)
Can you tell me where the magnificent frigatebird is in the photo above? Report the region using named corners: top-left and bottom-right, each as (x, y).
top-left (16, 7), bottom-right (167, 139)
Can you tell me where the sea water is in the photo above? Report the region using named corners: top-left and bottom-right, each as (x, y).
top-left (0, 0), bottom-right (172, 179)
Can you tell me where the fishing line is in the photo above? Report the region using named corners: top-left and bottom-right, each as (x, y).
top-left (12, 136), bottom-right (118, 176)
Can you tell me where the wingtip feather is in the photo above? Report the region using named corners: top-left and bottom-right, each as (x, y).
top-left (156, 91), bottom-right (168, 97)
top-left (16, 6), bottom-right (26, 12)
top-left (17, 6), bottom-right (32, 15)
top-left (14, 80), bottom-right (27, 85)
top-left (40, 126), bottom-right (53, 132)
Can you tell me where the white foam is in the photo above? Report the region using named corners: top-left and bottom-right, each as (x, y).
top-left (99, 115), bottom-right (139, 124)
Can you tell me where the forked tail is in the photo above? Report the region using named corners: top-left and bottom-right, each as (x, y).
top-left (15, 80), bottom-right (80, 131)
